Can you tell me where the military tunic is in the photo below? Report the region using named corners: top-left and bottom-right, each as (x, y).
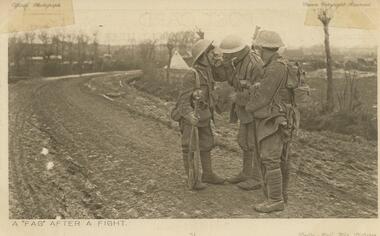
top-left (176, 63), bottom-right (218, 152)
top-left (214, 46), bottom-right (264, 151)
top-left (245, 52), bottom-right (291, 169)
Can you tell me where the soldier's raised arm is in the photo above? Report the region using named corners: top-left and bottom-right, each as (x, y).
top-left (234, 53), bottom-right (264, 107)
top-left (248, 53), bottom-right (264, 84)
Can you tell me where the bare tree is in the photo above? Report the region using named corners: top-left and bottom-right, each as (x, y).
top-left (38, 31), bottom-right (52, 61)
top-left (318, 8), bottom-right (334, 112)
top-left (51, 34), bottom-right (60, 56)
top-left (337, 70), bottom-right (362, 113)
top-left (8, 33), bottom-right (26, 73)
top-left (23, 32), bottom-right (36, 73)
top-left (66, 33), bottom-right (76, 64)
top-left (82, 34), bottom-right (90, 63)
top-left (138, 39), bottom-right (157, 75)
top-left (138, 39), bottom-right (157, 62)
top-left (178, 31), bottom-right (197, 52)
top-left (54, 29), bottom-right (66, 62)
top-left (75, 33), bottom-right (83, 74)
top-left (195, 27), bottom-right (204, 39)
top-left (166, 40), bottom-right (174, 80)
top-left (8, 34), bottom-right (18, 69)
top-left (92, 32), bottom-right (99, 71)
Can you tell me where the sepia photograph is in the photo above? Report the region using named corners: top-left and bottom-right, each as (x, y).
top-left (2, 0), bottom-right (379, 232)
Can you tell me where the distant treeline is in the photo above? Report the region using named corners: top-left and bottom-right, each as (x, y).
top-left (8, 30), bottom-right (199, 82)
top-left (283, 48), bottom-right (377, 72)
top-left (9, 29), bottom-right (376, 83)
top-left (8, 30), bottom-right (143, 81)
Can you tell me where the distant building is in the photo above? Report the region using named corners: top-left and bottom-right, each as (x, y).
top-left (29, 56), bottom-right (44, 62)
top-left (166, 51), bottom-right (189, 70)
top-left (103, 54), bottom-right (112, 59)
top-left (49, 55), bottom-right (62, 60)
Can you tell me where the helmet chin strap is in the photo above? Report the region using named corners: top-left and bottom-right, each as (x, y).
top-left (196, 52), bottom-right (212, 67)
top-left (261, 49), bottom-right (277, 65)
top-left (206, 53), bottom-right (213, 66)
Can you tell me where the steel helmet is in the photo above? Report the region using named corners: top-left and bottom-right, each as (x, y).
top-left (191, 39), bottom-right (213, 65)
top-left (254, 30), bottom-right (285, 48)
top-left (219, 35), bottom-right (246, 54)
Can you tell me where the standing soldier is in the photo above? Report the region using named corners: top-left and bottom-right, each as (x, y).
top-left (216, 35), bottom-right (264, 190)
top-left (246, 30), bottom-right (300, 212)
top-left (171, 39), bottom-right (225, 190)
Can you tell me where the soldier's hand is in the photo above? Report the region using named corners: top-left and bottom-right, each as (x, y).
top-left (251, 82), bottom-right (261, 89)
top-left (239, 80), bottom-right (249, 87)
top-left (192, 89), bottom-right (202, 100)
top-left (229, 92), bottom-right (237, 103)
top-left (184, 112), bottom-right (199, 126)
top-left (249, 82), bottom-right (261, 95)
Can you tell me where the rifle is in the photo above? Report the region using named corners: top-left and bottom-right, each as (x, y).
top-left (252, 121), bottom-right (267, 198)
top-left (187, 93), bottom-right (202, 190)
top-left (281, 140), bottom-right (291, 203)
top-left (251, 25), bottom-right (261, 52)
top-left (281, 94), bottom-right (299, 203)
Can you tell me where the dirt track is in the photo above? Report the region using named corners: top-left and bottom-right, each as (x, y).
top-left (9, 71), bottom-right (377, 218)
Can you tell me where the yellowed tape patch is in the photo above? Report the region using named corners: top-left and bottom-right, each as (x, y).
top-left (0, 0), bottom-right (74, 33)
top-left (304, 0), bottom-right (379, 30)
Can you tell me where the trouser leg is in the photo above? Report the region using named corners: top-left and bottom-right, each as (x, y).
top-left (236, 122), bottom-right (262, 190)
top-left (237, 151), bottom-right (261, 190)
top-left (200, 151), bottom-right (225, 184)
top-left (253, 132), bottom-right (285, 213)
top-left (228, 123), bottom-right (251, 183)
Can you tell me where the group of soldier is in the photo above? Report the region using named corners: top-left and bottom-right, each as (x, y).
top-left (172, 30), bottom-right (300, 213)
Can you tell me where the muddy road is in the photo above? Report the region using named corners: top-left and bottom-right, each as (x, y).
top-left (9, 72), bottom-right (377, 218)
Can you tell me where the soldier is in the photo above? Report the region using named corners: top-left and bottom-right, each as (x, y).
top-left (216, 35), bottom-right (264, 190)
top-left (246, 30), bottom-right (300, 212)
top-left (172, 39), bottom-right (225, 190)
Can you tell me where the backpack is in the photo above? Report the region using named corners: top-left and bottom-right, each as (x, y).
top-left (170, 69), bottom-right (200, 122)
top-left (281, 60), bottom-right (311, 135)
top-left (283, 60), bottom-right (311, 107)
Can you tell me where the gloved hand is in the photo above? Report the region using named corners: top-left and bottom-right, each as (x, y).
top-left (249, 82), bottom-right (261, 96)
top-left (184, 112), bottom-right (199, 126)
top-left (235, 90), bottom-right (250, 106)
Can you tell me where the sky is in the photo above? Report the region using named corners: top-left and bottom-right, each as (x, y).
top-left (62, 0), bottom-right (379, 48)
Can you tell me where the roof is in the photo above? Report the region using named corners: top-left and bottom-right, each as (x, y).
top-left (29, 56), bottom-right (44, 60)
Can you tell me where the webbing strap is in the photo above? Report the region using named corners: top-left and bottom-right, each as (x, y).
top-left (189, 68), bottom-right (200, 89)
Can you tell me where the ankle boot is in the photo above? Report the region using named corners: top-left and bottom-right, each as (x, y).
top-left (200, 151), bottom-right (225, 184)
top-left (237, 152), bottom-right (262, 190)
top-left (182, 151), bottom-right (190, 177)
top-left (253, 168), bottom-right (285, 213)
top-left (193, 181), bottom-right (207, 190)
top-left (228, 151), bottom-right (252, 184)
